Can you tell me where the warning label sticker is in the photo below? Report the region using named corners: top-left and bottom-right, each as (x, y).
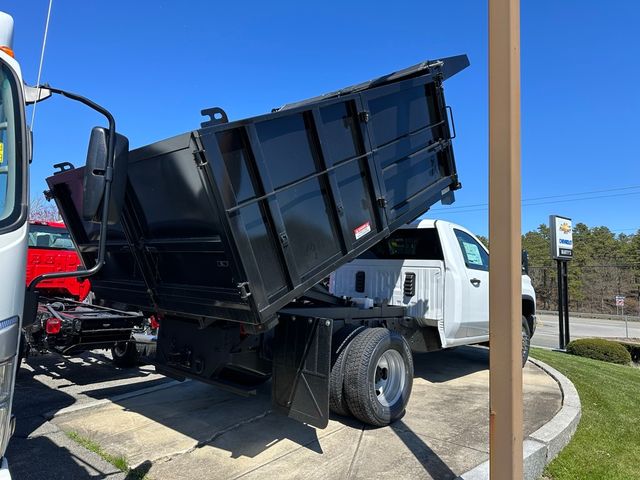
top-left (354, 221), bottom-right (371, 240)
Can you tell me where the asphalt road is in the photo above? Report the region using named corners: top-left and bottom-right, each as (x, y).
top-left (532, 313), bottom-right (640, 349)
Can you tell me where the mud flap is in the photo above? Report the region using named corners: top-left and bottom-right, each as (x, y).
top-left (21, 290), bottom-right (39, 327)
top-left (272, 315), bottom-right (332, 428)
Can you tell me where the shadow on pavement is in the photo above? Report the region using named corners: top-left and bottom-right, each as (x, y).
top-left (12, 344), bottom-right (500, 477)
top-left (25, 350), bottom-right (151, 387)
top-left (7, 430), bottom-right (114, 480)
top-left (9, 349), bottom-right (166, 478)
top-left (413, 346), bottom-right (488, 383)
top-left (11, 366), bottom-right (76, 438)
top-left (71, 348), bottom-right (492, 467)
top-left (100, 380), bottom-right (325, 459)
top-left (391, 420), bottom-right (458, 480)
top-left (128, 460), bottom-right (152, 479)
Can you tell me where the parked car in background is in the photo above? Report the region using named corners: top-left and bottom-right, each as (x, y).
top-left (26, 221), bottom-right (90, 301)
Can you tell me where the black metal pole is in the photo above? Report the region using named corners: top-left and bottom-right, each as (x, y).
top-left (557, 260), bottom-right (565, 349)
top-left (562, 261), bottom-right (570, 346)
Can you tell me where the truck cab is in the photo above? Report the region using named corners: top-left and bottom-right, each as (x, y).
top-left (330, 219), bottom-right (536, 353)
top-left (0, 12), bottom-right (29, 477)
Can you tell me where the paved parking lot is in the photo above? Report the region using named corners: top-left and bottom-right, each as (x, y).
top-left (8, 346), bottom-right (561, 479)
top-left (8, 351), bottom-right (170, 479)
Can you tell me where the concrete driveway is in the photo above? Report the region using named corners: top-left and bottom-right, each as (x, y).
top-left (42, 347), bottom-right (561, 480)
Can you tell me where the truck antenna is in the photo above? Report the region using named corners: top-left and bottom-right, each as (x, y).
top-left (29, 0), bottom-right (53, 132)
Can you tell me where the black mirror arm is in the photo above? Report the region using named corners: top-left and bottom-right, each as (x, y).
top-left (27, 85), bottom-right (116, 292)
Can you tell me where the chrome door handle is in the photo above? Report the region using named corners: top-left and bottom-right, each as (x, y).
top-left (470, 278), bottom-right (481, 286)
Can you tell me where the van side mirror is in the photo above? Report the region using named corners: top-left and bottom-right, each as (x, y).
top-left (83, 127), bottom-right (128, 224)
top-left (521, 250), bottom-right (529, 275)
top-left (23, 85), bottom-right (52, 105)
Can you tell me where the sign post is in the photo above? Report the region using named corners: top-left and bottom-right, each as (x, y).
top-left (616, 295), bottom-right (628, 337)
top-left (550, 215), bottom-right (573, 349)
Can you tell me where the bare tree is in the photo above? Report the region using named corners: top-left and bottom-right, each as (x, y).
top-left (29, 196), bottom-right (61, 223)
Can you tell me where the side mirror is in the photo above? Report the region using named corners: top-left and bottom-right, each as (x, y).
top-left (83, 127), bottom-right (128, 225)
top-left (521, 250), bottom-right (530, 276)
top-left (23, 85), bottom-right (52, 105)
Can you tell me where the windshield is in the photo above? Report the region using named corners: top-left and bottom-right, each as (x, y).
top-left (0, 60), bottom-right (21, 229)
top-left (28, 224), bottom-right (74, 250)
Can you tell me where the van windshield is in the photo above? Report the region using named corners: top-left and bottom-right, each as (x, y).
top-left (359, 228), bottom-right (444, 260)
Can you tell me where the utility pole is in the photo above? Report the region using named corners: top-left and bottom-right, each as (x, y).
top-left (488, 0), bottom-right (523, 478)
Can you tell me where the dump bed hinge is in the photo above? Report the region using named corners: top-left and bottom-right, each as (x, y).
top-left (193, 147), bottom-right (208, 167)
top-left (238, 282), bottom-right (252, 300)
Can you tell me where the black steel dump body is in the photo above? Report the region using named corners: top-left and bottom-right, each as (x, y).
top-left (47, 55), bottom-right (468, 330)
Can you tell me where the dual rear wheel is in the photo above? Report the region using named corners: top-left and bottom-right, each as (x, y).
top-left (330, 327), bottom-right (413, 427)
top-left (330, 321), bottom-right (532, 427)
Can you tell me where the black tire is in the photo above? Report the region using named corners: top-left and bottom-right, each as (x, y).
top-left (329, 325), bottom-right (363, 417)
top-left (522, 316), bottom-right (531, 367)
top-left (343, 328), bottom-right (413, 427)
top-left (111, 341), bottom-right (139, 368)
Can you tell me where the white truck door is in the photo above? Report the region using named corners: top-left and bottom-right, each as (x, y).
top-left (451, 228), bottom-right (490, 337)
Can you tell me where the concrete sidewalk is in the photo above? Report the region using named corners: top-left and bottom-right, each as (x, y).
top-left (49, 347), bottom-right (562, 479)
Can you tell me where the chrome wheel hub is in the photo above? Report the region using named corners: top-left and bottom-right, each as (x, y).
top-left (374, 350), bottom-right (406, 407)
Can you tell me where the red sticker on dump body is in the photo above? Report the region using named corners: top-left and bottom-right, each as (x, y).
top-left (354, 221), bottom-right (371, 240)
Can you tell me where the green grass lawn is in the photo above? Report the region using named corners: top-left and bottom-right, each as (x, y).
top-left (531, 348), bottom-right (640, 480)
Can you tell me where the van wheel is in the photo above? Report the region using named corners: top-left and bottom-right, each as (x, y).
top-left (111, 341), bottom-right (139, 368)
top-left (522, 317), bottom-right (531, 367)
top-left (329, 325), bottom-right (362, 417)
top-left (343, 328), bottom-right (413, 427)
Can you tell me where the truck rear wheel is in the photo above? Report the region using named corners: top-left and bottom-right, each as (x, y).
top-left (344, 328), bottom-right (413, 427)
top-left (111, 341), bottom-right (139, 368)
top-left (329, 325), bottom-right (363, 417)
top-left (522, 317), bottom-right (531, 367)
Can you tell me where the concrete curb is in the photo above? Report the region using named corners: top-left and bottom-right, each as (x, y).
top-left (457, 357), bottom-right (581, 480)
top-left (45, 379), bottom-right (183, 420)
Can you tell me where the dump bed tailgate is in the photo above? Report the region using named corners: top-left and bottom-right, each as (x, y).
top-left (47, 55), bottom-right (468, 328)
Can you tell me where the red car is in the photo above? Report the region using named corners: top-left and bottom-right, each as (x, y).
top-left (26, 221), bottom-right (91, 301)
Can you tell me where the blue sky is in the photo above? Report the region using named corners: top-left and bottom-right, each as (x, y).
top-left (3, 1), bottom-right (640, 236)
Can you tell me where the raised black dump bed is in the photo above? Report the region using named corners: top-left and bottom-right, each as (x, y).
top-left (47, 55), bottom-right (468, 330)
top-left (47, 55), bottom-right (468, 428)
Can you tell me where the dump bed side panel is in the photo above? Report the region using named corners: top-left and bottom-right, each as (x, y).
top-left (47, 56), bottom-right (466, 326)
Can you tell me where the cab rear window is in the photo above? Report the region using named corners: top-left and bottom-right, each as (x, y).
top-left (359, 228), bottom-right (444, 260)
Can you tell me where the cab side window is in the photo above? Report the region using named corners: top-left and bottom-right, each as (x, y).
top-left (454, 229), bottom-right (489, 272)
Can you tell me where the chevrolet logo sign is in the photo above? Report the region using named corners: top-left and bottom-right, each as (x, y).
top-left (559, 222), bottom-right (571, 234)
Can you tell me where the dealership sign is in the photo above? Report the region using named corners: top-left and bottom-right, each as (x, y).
top-left (549, 215), bottom-right (573, 260)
